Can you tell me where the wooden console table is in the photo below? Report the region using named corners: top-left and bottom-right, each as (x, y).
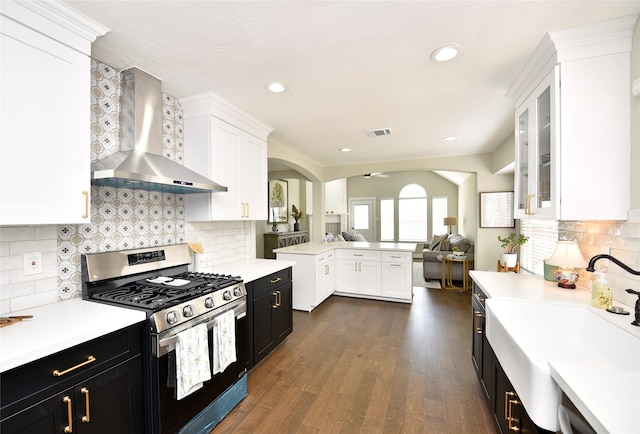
top-left (264, 231), bottom-right (308, 259)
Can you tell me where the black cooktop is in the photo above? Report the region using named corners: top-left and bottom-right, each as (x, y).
top-left (90, 272), bottom-right (242, 311)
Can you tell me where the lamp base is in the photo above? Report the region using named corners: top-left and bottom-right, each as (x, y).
top-left (554, 267), bottom-right (579, 290)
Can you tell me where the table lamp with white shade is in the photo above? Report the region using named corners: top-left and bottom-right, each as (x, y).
top-left (546, 240), bottom-right (587, 289)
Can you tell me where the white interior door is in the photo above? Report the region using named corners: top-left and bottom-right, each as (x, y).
top-left (349, 198), bottom-right (376, 241)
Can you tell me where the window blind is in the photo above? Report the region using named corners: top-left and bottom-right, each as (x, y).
top-left (520, 219), bottom-right (558, 275)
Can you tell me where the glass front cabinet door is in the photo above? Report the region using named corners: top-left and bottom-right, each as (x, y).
top-left (514, 67), bottom-right (558, 219)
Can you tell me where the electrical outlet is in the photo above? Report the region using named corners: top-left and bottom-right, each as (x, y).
top-left (23, 252), bottom-right (43, 275)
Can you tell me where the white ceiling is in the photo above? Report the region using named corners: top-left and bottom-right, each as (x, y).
top-left (66, 1), bottom-right (640, 171)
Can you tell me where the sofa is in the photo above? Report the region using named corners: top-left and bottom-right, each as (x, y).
top-left (423, 233), bottom-right (474, 281)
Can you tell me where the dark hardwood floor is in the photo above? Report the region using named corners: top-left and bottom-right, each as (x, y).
top-left (213, 282), bottom-right (498, 433)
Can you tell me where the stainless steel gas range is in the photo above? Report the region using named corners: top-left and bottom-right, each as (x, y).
top-left (81, 244), bottom-right (247, 434)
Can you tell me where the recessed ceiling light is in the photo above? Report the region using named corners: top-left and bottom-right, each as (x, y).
top-left (266, 81), bottom-right (288, 93)
top-left (430, 45), bottom-right (461, 62)
top-left (443, 136), bottom-right (457, 142)
top-left (339, 147), bottom-right (352, 152)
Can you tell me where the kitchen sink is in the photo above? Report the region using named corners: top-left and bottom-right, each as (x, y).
top-left (486, 298), bottom-right (640, 432)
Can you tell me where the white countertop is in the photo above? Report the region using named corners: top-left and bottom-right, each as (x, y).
top-left (0, 299), bottom-right (145, 373)
top-left (0, 259), bottom-right (295, 374)
top-left (274, 241), bottom-right (416, 255)
top-left (469, 270), bottom-right (591, 303)
top-left (471, 270), bottom-right (640, 433)
top-left (211, 258), bottom-right (295, 283)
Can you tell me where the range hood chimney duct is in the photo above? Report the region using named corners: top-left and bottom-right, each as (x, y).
top-left (91, 67), bottom-right (227, 194)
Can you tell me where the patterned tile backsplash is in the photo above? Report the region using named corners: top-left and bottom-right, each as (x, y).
top-left (56, 187), bottom-right (187, 300)
top-left (0, 60), bottom-right (249, 313)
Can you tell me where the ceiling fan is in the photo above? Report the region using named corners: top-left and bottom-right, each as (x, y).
top-left (363, 172), bottom-right (389, 179)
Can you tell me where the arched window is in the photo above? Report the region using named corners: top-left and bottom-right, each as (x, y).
top-left (399, 184), bottom-right (427, 241)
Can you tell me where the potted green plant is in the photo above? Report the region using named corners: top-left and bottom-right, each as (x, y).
top-left (498, 232), bottom-right (529, 267)
top-left (452, 246), bottom-right (464, 257)
top-left (290, 204), bottom-right (303, 231)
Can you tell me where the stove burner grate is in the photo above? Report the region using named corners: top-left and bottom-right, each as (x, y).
top-left (90, 272), bottom-right (242, 310)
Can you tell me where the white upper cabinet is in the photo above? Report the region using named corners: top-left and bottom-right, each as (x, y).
top-left (325, 178), bottom-right (347, 214)
top-left (181, 92), bottom-right (272, 221)
top-left (0, 1), bottom-right (108, 225)
top-left (508, 15), bottom-right (635, 221)
top-left (514, 68), bottom-right (557, 220)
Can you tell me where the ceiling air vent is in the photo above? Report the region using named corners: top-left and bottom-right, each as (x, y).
top-left (365, 128), bottom-right (394, 137)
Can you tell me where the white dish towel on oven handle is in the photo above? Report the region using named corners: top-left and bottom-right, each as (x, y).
top-left (213, 309), bottom-right (236, 375)
top-left (175, 323), bottom-right (211, 400)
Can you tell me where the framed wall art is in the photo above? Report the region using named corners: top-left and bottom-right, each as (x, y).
top-left (268, 179), bottom-right (288, 223)
top-left (480, 191), bottom-right (515, 228)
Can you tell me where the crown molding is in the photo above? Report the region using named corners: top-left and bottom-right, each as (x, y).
top-left (507, 14), bottom-right (637, 103)
top-left (180, 91), bottom-right (273, 140)
top-left (14, 0), bottom-right (109, 42)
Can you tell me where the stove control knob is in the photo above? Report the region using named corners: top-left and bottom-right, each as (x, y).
top-left (233, 287), bottom-right (243, 297)
top-left (204, 297), bottom-right (214, 308)
top-left (223, 290), bottom-right (232, 301)
top-left (166, 311), bottom-right (178, 325)
top-left (183, 305), bottom-right (194, 318)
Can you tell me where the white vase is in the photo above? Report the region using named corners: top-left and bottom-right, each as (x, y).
top-left (500, 253), bottom-right (518, 268)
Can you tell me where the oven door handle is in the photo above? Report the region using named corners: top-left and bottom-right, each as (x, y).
top-left (158, 308), bottom-right (245, 350)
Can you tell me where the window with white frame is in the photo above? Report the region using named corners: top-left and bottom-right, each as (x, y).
top-left (432, 196), bottom-right (448, 235)
top-left (380, 198), bottom-right (394, 241)
top-left (520, 219), bottom-right (558, 275)
top-left (399, 184), bottom-right (427, 242)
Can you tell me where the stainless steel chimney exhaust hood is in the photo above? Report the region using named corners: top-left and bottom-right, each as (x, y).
top-left (91, 67), bottom-right (227, 194)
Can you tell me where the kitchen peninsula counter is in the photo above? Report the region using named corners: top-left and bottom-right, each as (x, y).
top-left (276, 241), bottom-right (417, 309)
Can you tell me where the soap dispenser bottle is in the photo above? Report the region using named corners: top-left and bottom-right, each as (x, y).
top-left (590, 268), bottom-right (612, 309)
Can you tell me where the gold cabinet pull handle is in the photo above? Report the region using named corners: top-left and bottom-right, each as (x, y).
top-left (53, 355), bottom-right (96, 377)
top-left (64, 396), bottom-right (73, 433)
top-left (270, 277), bottom-right (282, 284)
top-left (508, 398), bottom-right (521, 431)
top-left (276, 290), bottom-right (281, 307)
top-left (81, 387), bottom-right (90, 423)
top-left (505, 391), bottom-right (515, 422)
top-left (525, 194), bottom-right (535, 215)
top-left (82, 190), bottom-right (89, 219)
top-left (473, 310), bottom-right (484, 334)
top-left (505, 391), bottom-right (520, 431)
top-left (272, 292), bottom-right (278, 309)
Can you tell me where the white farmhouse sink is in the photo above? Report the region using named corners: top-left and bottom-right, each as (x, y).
top-left (486, 298), bottom-right (640, 432)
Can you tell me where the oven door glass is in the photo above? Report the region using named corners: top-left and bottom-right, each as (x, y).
top-left (156, 311), bottom-right (247, 434)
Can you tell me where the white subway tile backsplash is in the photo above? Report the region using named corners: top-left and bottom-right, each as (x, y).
top-left (0, 226), bottom-right (35, 242)
top-left (0, 255), bottom-right (22, 271)
top-left (10, 290), bottom-right (58, 312)
top-left (9, 240), bottom-right (56, 255)
top-left (35, 277), bottom-right (58, 293)
top-left (34, 226), bottom-right (57, 240)
top-left (566, 217), bottom-right (640, 310)
top-left (0, 281), bottom-right (35, 300)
